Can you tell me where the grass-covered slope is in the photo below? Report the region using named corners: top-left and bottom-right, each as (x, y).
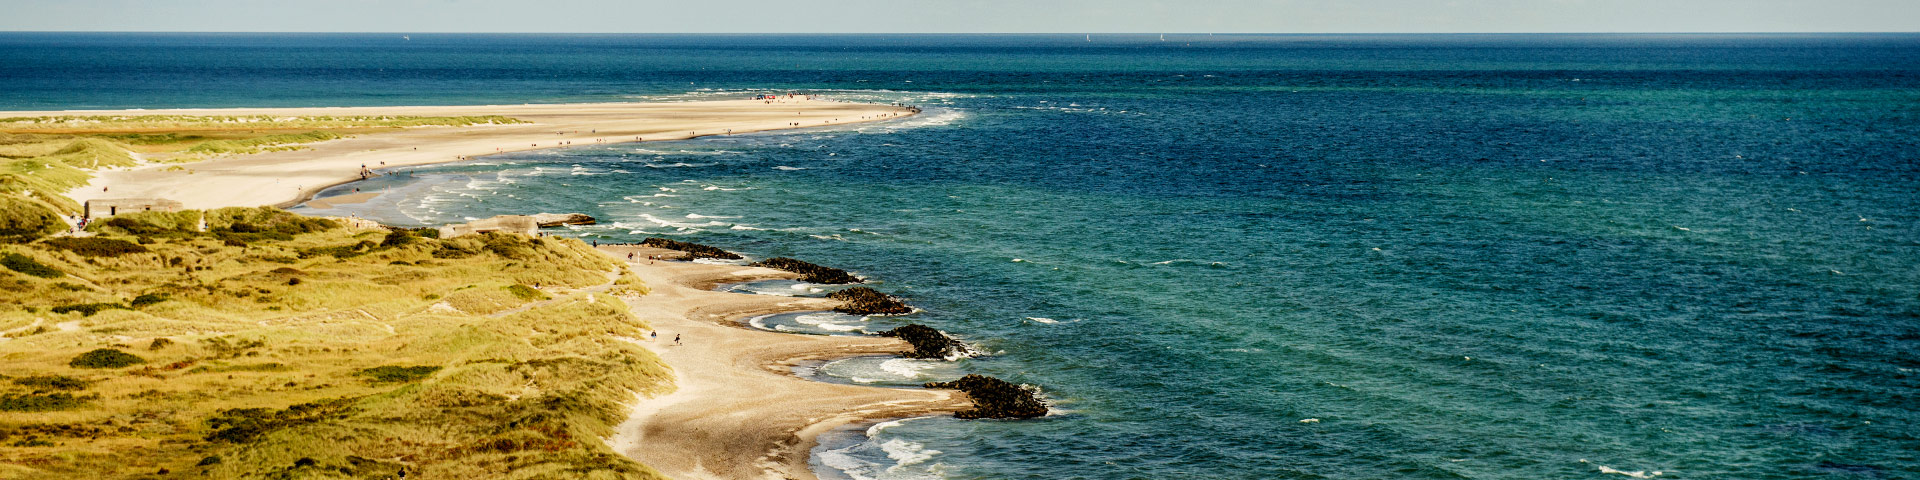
top-left (0, 208), bottom-right (666, 479)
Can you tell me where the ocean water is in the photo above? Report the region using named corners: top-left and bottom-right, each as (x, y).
top-left (7, 33), bottom-right (1918, 479)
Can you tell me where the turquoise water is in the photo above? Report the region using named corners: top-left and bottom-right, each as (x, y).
top-left (8, 33), bottom-right (1919, 479)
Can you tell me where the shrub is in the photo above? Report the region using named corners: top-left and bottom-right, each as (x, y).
top-left (355, 365), bottom-right (440, 383)
top-left (39, 237), bottom-right (148, 256)
top-left (0, 393), bottom-right (92, 412)
top-left (69, 348), bottom-right (145, 368)
top-left (12, 375), bottom-right (90, 390)
top-left (1, 252), bottom-right (63, 278)
top-left (130, 293), bottom-right (168, 308)
top-left (205, 399), bottom-right (353, 444)
top-left (51, 302), bottom-right (126, 316)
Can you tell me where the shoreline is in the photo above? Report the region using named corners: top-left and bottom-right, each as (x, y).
top-left (5, 98), bottom-right (917, 211)
top-left (595, 245), bottom-right (967, 480)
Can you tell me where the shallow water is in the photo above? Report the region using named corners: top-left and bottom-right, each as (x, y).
top-left (11, 33), bottom-right (1919, 479)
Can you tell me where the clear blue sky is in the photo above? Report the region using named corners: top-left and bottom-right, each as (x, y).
top-left (1, 0), bottom-right (1914, 33)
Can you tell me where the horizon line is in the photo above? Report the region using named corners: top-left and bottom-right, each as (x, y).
top-left (2, 31), bottom-right (1918, 35)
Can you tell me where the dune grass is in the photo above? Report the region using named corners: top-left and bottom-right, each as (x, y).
top-left (0, 207), bottom-right (664, 479)
top-left (0, 115), bottom-right (526, 218)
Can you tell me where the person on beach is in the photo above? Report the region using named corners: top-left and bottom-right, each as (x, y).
top-left (674, 334), bottom-right (681, 345)
top-left (651, 331), bottom-right (657, 341)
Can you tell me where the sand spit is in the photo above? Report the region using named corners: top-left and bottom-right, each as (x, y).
top-left (2, 99), bottom-right (913, 210)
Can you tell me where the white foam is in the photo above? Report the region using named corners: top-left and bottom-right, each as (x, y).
top-left (774, 165), bottom-right (808, 171)
top-left (1027, 317), bottom-right (1059, 324)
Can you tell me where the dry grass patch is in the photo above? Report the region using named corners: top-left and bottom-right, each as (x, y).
top-left (0, 207), bottom-right (667, 479)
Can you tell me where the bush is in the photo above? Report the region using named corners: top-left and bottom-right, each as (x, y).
top-left (1, 252), bottom-right (63, 278)
top-left (39, 237), bottom-right (148, 256)
top-left (130, 293), bottom-right (168, 308)
top-left (355, 365), bottom-right (440, 383)
top-left (0, 393), bottom-right (92, 412)
top-left (12, 375), bottom-right (90, 390)
top-left (51, 302), bottom-right (126, 316)
top-left (69, 349), bottom-right (146, 368)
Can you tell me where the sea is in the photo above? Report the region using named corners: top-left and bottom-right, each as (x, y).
top-left (4, 33), bottom-right (1917, 479)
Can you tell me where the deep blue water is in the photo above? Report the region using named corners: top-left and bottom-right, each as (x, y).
top-left (8, 33), bottom-right (1920, 479)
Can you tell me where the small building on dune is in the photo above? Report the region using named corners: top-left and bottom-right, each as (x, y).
top-left (84, 198), bottom-right (183, 220)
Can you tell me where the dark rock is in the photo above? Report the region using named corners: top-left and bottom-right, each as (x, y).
top-left (529, 213), bottom-right (597, 228)
top-left (924, 375), bottom-right (1048, 419)
top-left (748, 257), bottom-right (860, 284)
top-left (828, 287), bottom-right (911, 315)
top-left (877, 324), bottom-right (968, 359)
top-left (639, 238), bottom-right (742, 260)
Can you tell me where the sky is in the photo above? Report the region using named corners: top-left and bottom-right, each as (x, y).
top-left (0, 0), bottom-right (1915, 33)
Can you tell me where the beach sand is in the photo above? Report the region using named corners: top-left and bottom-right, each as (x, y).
top-left (598, 245), bottom-right (967, 480)
top-left (0, 99), bottom-right (913, 210)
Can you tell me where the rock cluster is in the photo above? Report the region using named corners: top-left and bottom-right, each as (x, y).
top-left (923, 375), bottom-right (1048, 419)
top-left (529, 213), bottom-right (597, 228)
top-left (639, 238), bottom-right (742, 260)
top-left (828, 287), bottom-right (911, 315)
top-left (748, 257), bottom-right (860, 284)
top-left (877, 324), bottom-right (968, 359)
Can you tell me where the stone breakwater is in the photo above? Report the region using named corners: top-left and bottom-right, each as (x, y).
top-left (827, 287), bottom-right (912, 315)
top-left (639, 237), bottom-right (742, 260)
top-left (924, 375), bottom-right (1049, 419)
top-left (747, 257), bottom-right (861, 284)
top-left (877, 325), bottom-right (969, 359)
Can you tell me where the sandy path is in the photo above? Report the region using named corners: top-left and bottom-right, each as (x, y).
top-left (1, 98), bottom-right (913, 210)
top-left (598, 245), bottom-right (966, 480)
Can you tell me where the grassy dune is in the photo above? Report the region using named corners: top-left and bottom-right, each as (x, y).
top-left (0, 208), bottom-right (668, 479)
top-left (0, 115), bottom-right (525, 219)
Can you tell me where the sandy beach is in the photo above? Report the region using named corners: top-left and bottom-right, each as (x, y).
top-left (598, 245), bottom-right (967, 480)
top-left (0, 98), bottom-right (913, 210)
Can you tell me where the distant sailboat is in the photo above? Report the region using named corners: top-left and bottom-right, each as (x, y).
top-left (1160, 34), bottom-right (1166, 42)
top-left (402, 35), bottom-right (411, 41)
top-left (1086, 34), bottom-right (1091, 42)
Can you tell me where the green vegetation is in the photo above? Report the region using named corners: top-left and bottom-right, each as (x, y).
top-left (506, 284), bottom-right (548, 301)
top-left (11, 375), bottom-right (89, 391)
top-left (67, 349), bottom-right (145, 369)
top-left (186, 131), bottom-right (344, 155)
top-left (50, 303), bottom-right (127, 317)
top-left (0, 195), bottom-right (65, 242)
top-left (0, 393), bottom-right (92, 412)
top-left (38, 237), bottom-right (147, 256)
top-left (0, 206), bottom-right (663, 479)
top-left (354, 365), bottom-right (441, 383)
top-left (1, 252), bottom-right (63, 278)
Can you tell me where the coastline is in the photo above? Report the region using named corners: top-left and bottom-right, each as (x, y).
top-left (5, 97), bottom-right (957, 478)
top-left (596, 245), bottom-right (968, 480)
top-left (2, 99), bottom-right (916, 210)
